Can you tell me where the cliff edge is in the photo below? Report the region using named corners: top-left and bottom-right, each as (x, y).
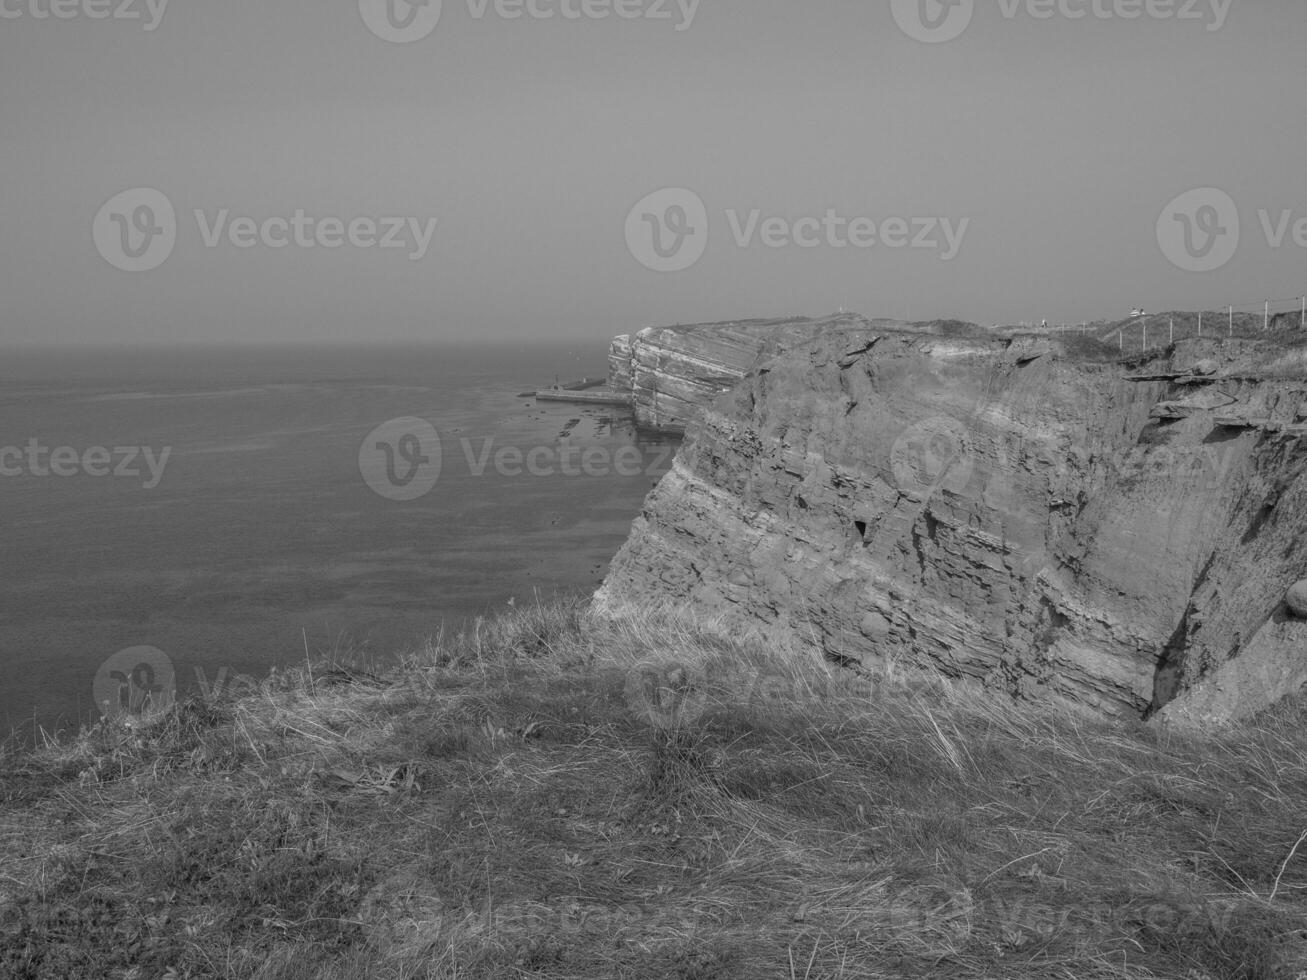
top-left (607, 313), bottom-right (979, 432)
top-left (597, 327), bottom-right (1307, 725)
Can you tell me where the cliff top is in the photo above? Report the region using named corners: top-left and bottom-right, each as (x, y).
top-left (738, 313), bottom-right (1307, 375)
top-left (2, 600), bottom-right (1305, 978)
top-left (634, 311), bottom-right (876, 338)
top-left (632, 309), bottom-right (1307, 367)
top-left (632, 312), bottom-right (988, 339)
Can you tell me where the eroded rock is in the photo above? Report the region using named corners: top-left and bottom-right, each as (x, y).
top-left (606, 314), bottom-right (969, 432)
top-left (596, 329), bottom-right (1307, 726)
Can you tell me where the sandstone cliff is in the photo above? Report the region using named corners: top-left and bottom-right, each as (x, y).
top-left (606, 313), bottom-right (972, 432)
top-left (597, 327), bottom-right (1307, 725)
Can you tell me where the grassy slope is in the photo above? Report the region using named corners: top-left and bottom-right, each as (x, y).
top-left (1, 601), bottom-right (1305, 980)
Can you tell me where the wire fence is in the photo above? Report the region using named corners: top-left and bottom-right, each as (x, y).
top-left (1012, 295), bottom-right (1307, 353)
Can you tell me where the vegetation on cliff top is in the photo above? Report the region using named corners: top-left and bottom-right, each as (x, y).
top-left (1, 600), bottom-right (1305, 979)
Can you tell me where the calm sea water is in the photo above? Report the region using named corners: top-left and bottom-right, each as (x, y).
top-left (0, 343), bottom-right (679, 738)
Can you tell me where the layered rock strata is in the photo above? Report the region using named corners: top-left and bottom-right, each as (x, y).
top-left (606, 313), bottom-right (954, 432)
top-left (597, 330), bottom-right (1307, 725)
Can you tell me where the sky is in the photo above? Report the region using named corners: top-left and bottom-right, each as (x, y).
top-left (1, 0), bottom-right (1305, 346)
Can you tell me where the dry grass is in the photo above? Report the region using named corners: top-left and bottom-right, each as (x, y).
top-left (1, 598), bottom-right (1305, 979)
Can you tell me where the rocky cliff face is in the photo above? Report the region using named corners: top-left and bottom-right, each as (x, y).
top-left (608, 313), bottom-right (883, 432)
top-left (597, 328), bottom-right (1307, 725)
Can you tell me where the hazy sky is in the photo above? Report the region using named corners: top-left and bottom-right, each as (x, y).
top-left (2, 0), bottom-right (1304, 345)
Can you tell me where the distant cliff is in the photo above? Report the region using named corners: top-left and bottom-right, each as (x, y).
top-left (597, 327), bottom-right (1307, 726)
top-left (605, 313), bottom-right (966, 432)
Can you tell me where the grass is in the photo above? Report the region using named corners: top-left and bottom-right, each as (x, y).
top-left (1, 598), bottom-right (1305, 979)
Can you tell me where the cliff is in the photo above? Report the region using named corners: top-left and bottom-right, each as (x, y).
top-left (607, 313), bottom-right (976, 432)
top-left (597, 327), bottom-right (1307, 725)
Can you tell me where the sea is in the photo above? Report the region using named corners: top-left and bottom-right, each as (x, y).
top-left (0, 342), bottom-right (680, 740)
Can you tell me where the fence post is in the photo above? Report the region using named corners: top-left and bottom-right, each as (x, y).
top-left (1229, 306), bottom-right (1233, 337)
top-left (1170, 318), bottom-right (1174, 345)
top-left (1198, 311), bottom-right (1203, 337)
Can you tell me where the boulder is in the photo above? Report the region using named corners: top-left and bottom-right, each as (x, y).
top-left (1287, 581), bottom-right (1307, 618)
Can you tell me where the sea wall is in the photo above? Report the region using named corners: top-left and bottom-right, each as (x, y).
top-left (597, 328), bottom-right (1307, 725)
